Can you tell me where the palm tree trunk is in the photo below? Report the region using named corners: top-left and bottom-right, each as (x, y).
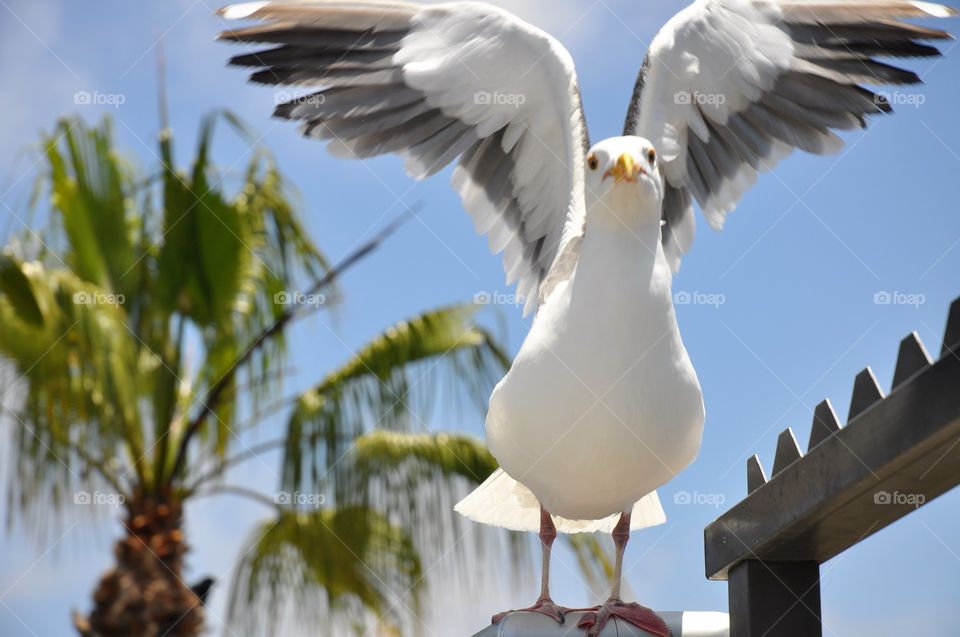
top-left (74, 489), bottom-right (204, 637)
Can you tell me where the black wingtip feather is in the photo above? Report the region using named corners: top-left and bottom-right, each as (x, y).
top-left (273, 101), bottom-right (298, 119)
top-left (857, 87), bottom-right (894, 114)
top-left (831, 40), bottom-right (944, 58)
top-left (250, 69), bottom-right (282, 84)
top-left (230, 53), bottom-right (263, 67)
top-left (809, 57), bottom-right (924, 85)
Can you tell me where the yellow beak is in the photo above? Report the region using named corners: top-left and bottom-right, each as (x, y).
top-left (606, 153), bottom-right (641, 184)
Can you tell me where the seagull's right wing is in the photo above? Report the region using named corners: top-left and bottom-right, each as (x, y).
top-left (218, 1), bottom-right (591, 315)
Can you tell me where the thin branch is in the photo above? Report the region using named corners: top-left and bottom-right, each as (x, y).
top-left (185, 437), bottom-right (288, 493)
top-left (168, 207), bottom-right (418, 482)
top-left (185, 389), bottom-right (307, 491)
top-left (194, 484), bottom-right (278, 510)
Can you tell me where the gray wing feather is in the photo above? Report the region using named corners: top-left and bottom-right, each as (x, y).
top-left (453, 128), bottom-right (548, 306)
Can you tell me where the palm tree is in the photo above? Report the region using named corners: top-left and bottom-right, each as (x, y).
top-left (0, 113), bottom-right (610, 637)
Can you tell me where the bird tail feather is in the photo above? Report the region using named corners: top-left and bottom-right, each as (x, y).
top-left (454, 469), bottom-right (666, 534)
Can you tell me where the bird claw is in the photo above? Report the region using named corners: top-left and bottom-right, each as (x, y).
top-left (492, 597), bottom-right (567, 625)
top-left (577, 599), bottom-right (671, 637)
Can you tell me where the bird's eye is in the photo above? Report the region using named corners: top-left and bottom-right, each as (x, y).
top-left (647, 148), bottom-right (656, 164)
top-left (587, 154), bottom-right (599, 171)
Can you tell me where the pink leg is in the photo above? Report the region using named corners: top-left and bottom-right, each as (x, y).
top-left (492, 507), bottom-right (567, 624)
top-left (577, 512), bottom-right (672, 637)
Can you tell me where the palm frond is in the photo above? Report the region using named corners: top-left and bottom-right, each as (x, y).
top-left (40, 118), bottom-right (139, 300)
top-left (0, 254), bottom-right (140, 534)
top-left (341, 430), bottom-right (613, 594)
top-left (1, 112), bottom-right (331, 515)
top-left (278, 304), bottom-right (509, 496)
top-left (340, 430), bottom-right (523, 580)
top-left (153, 110), bottom-right (331, 482)
top-left (228, 507), bottom-right (422, 636)
top-left (350, 430), bottom-right (498, 486)
top-left (342, 430), bottom-right (498, 537)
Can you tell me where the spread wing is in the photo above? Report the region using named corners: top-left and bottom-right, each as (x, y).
top-left (624, 0), bottom-right (957, 270)
top-left (218, 1), bottom-right (591, 315)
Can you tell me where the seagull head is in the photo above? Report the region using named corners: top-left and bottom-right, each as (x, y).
top-left (584, 136), bottom-right (663, 226)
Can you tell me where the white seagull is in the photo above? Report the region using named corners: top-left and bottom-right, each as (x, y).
top-left (217, 1), bottom-right (956, 634)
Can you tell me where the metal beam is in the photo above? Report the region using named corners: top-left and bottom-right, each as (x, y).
top-left (705, 310), bottom-right (960, 581)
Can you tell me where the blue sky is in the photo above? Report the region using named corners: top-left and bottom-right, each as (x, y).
top-left (2, 0), bottom-right (960, 635)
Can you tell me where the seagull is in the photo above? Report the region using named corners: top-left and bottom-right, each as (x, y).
top-left (217, 1), bottom-right (956, 634)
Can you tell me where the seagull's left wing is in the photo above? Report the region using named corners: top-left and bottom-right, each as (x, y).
top-left (218, 1), bottom-right (591, 315)
top-left (625, 0), bottom-right (957, 270)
